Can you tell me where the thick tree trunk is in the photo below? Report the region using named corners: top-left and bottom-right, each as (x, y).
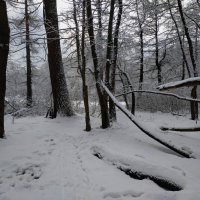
top-left (25, 0), bottom-right (32, 107)
top-left (43, 0), bottom-right (73, 118)
top-left (86, 0), bottom-right (109, 128)
top-left (0, 0), bottom-right (10, 138)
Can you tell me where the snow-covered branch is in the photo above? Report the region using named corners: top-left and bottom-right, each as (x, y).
top-left (157, 77), bottom-right (200, 91)
top-left (100, 81), bottom-right (195, 159)
top-left (115, 90), bottom-right (200, 103)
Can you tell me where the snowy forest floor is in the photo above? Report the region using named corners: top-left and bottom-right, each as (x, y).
top-left (0, 111), bottom-right (200, 200)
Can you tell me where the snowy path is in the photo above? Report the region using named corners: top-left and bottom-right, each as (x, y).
top-left (0, 113), bottom-right (200, 199)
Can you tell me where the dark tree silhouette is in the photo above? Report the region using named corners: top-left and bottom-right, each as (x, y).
top-left (0, 0), bottom-right (10, 138)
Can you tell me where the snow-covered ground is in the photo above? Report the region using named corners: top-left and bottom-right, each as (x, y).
top-left (1, 112), bottom-right (200, 200)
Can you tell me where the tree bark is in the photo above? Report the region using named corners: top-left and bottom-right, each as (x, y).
top-left (96, 0), bottom-right (104, 79)
top-left (167, 0), bottom-right (191, 78)
top-left (0, 0), bottom-right (10, 138)
top-left (25, 0), bottom-right (32, 107)
top-left (135, 0), bottom-right (144, 90)
top-left (86, 0), bottom-right (110, 128)
top-left (177, 0), bottom-right (198, 120)
top-left (154, 1), bottom-right (161, 84)
top-left (110, 0), bottom-right (123, 121)
top-left (43, 0), bottom-right (73, 118)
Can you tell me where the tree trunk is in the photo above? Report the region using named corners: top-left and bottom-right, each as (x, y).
top-left (43, 0), bottom-right (73, 118)
top-left (0, 0), bottom-right (10, 138)
top-left (177, 0), bottom-right (198, 120)
top-left (135, 0), bottom-right (144, 90)
top-left (86, 0), bottom-right (110, 128)
top-left (79, 0), bottom-right (91, 131)
top-left (105, 0), bottom-right (115, 86)
top-left (96, 0), bottom-right (104, 80)
top-left (110, 0), bottom-right (123, 121)
top-left (154, 1), bottom-right (161, 84)
top-left (191, 86), bottom-right (198, 120)
top-left (167, 0), bottom-right (191, 78)
top-left (25, 0), bottom-right (32, 107)
top-left (104, 0), bottom-right (115, 122)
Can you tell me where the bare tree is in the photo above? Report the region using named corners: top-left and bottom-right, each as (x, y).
top-left (0, 0), bottom-right (10, 138)
top-left (73, 0), bottom-right (91, 131)
top-left (177, 0), bottom-right (198, 120)
top-left (25, 0), bottom-right (32, 107)
top-left (86, 0), bottom-right (110, 128)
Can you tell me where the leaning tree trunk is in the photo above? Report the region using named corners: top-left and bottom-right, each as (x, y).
top-left (25, 0), bottom-right (32, 107)
top-left (43, 0), bottom-right (73, 118)
top-left (0, 0), bottom-right (10, 138)
top-left (86, 0), bottom-right (110, 128)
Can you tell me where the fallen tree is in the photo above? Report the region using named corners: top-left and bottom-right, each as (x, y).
top-left (157, 77), bottom-right (200, 120)
top-left (100, 81), bottom-right (195, 158)
top-left (157, 77), bottom-right (200, 91)
top-left (160, 126), bottom-right (200, 132)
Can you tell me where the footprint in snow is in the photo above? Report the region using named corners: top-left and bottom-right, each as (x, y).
top-left (171, 166), bottom-right (186, 176)
top-left (103, 191), bottom-right (143, 199)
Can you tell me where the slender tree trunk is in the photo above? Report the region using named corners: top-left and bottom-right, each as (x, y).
top-left (110, 0), bottom-right (123, 121)
top-left (167, 0), bottom-right (191, 78)
top-left (135, 0), bottom-right (144, 90)
top-left (177, 0), bottom-right (198, 120)
top-left (25, 0), bottom-right (32, 107)
top-left (105, 0), bottom-right (115, 86)
top-left (73, 0), bottom-right (91, 131)
top-left (195, 25), bottom-right (198, 62)
top-left (139, 28), bottom-right (144, 89)
top-left (154, 1), bottom-right (161, 84)
top-left (81, 0), bottom-right (91, 131)
top-left (105, 0), bottom-right (115, 122)
top-left (43, 0), bottom-right (73, 118)
top-left (96, 0), bottom-right (104, 79)
top-left (86, 0), bottom-right (110, 128)
top-left (119, 73), bottom-right (130, 110)
top-left (0, 0), bottom-right (10, 138)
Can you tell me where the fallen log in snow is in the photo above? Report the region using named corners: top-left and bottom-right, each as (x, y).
top-left (100, 81), bottom-right (195, 159)
top-left (92, 146), bottom-right (185, 191)
top-left (160, 126), bottom-right (200, 132)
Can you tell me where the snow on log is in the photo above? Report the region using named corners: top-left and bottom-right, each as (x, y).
top-left (160, 126), bottom-right (200, 132)
top-left (100, 81), bottom-right (195, 158)
top-left (92, 146), bottom-right (185, 191)
top-left (157, 77), bottom-right (200, 91)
